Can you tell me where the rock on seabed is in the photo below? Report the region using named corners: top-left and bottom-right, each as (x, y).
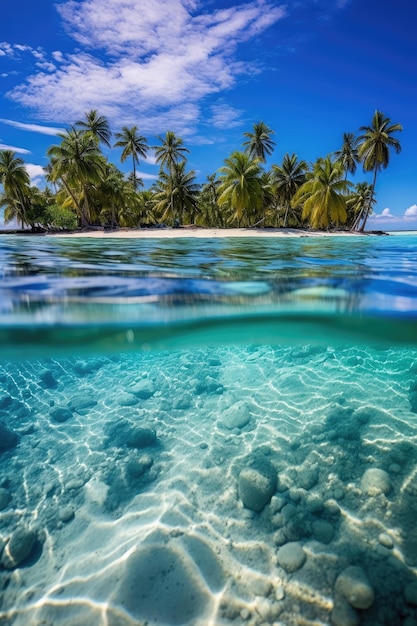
top-left (238, 462), bottom-right (276, 512)
top-left (1, 527), bottom-right (36, 569)
top-left (335, 565), bottom-right (374, 609)
top-left (277, 542), bottom-right (306, 573)
top-left (0, 487), bottom-right (11, 510)
top-left (360, 468), bottom-right (391, 496)
top-left (130, 380), bottom-right (155, 399)
top-left (49, 406), bottom-right (73, 423)
top-left (0, 423), bottom-right (19, 451)
top-left (222, 401), bottom-right (251, 430)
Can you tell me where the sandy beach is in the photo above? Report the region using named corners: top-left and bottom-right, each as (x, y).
top-left (48, 227), bottom-right (371, 239)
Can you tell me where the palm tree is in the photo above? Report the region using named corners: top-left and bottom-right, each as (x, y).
top-left (0, 150), bottom-right (31, 228)
top-left (198, 174), bottom-right (223, 227)
top-left (76, 109), bottom-right (112, 147)
top-left (334, 132), bottom-right (360, 179)
top-left (243, 121), bottom-right (276, 163)
top-left (292, 156), bottom-right (351, 230)
top-left (357, 110), bottom-right (402, 231)
top-left (154, 131), bottom-right (189, 173)
top-left (126, 171), bottom-right (144, 190)
top-left (47, 127), bottom-right (106, 227)
top-left (217, 151), bottom-right (263, 227)
top-left (135, 189), bottom-right (157, 226)
top-left (272, 153), bottom-right (308, 227)
top-left (93, 163), bottom-right (126, 228)
top-left (256, 170), bottom-right (275, 226)
top-left (154, 132), bottom-right (190, 223)
top-left (348, 182), bottom-right (376, 231)
top-left (114, 126), bottom-right (148, 191)
top-left (153, 162), bottom-right (199, 226)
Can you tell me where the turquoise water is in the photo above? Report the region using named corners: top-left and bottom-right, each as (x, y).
top-left (1, 233), bottom-right (417, 625)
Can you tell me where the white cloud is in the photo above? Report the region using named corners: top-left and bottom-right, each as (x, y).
top-left (0, 118), bottom-right (64, 136)
top-left (35, 61), bottom-right (57, 72)
top-left (52, 51), bottom-right (65, 63)
top-left (25, 163), bottom-right (46, 183)
top-left (136, 170), bottom-right (158, 180)
top-left (144, 152), bottom-right (157, 165)
top-left (6, 0), bottom-right (286, 136)
top-left (0, 142), bottom-right (30, 154)
top-left (209, 103), bottom-right (244, 129)
top-left (372, 208), bottom-right (395, 219)
top-left (404, 204), bottom-right (417, 220)
top-left (0, 43), bottom-right (14, 57)
top-left (14, 44), bottom-right (32, 53)
top-left (25, 163), bottom-right (45, 178)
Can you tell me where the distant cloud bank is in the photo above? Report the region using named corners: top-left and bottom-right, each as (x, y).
top-left (368, 204), bottom-right (417, 230)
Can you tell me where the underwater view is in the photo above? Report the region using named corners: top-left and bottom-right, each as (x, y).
top-left (1, 233), bottom-right (417, 626)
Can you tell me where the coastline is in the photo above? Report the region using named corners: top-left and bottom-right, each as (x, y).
top-left (44, 227), bottom-right (378, 239)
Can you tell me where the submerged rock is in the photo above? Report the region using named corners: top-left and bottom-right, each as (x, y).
top-left (276, 542), bottom-right (306, 573)
top-left (127, 427), bottom-right (157, 449)
top-left (325, 405), bottom-right (360, 441)
top-left (195, 376), bottom-right (224, 395)
top-left (49, 406), bottom-right (73, 423)
top-left (126, 454), bottom-right (154, 479)
top-left (1, 527), bottom-right (36, 569)
top-left (65, 478), bottom-right (85, 490)
top-left (68, 394), bottom-right (97, 413)
top-left (73, 360), bottom-right (96, 375)
top-left (297, 462), bottom-right (319, 490)
top-left (58, 506), bottom-right (75, 523)
top-left (117, 392), bottom-right (139, 407)
top-left (172, 394), bottom-right (192, 410)
top-left (331, 596), bottom-right (360, 626)
top-left (39, 368), bottom-right (58, 389)
top-left (335, 565), bottom-right (374, 610)
top-left (106, 419), bottom-right (157, 449)
top-left (130, 380), bottom-right (156, 399)
top-left (360, 468), bottom-right (391, 496)
top-left (222, 401), bottom-right (251, 430)
top-left (115, 544), bottom-right (211, 624)
top-left (0, 395), bottom-right (13, 410)
top-left (0, 423), bottom-right (19, 451)
top-left (312, 520), bottom-right (334, 544)
top-left (0, 488), bottom-right (11, 511)
top-left (238, 458), bottom-right (276, 512)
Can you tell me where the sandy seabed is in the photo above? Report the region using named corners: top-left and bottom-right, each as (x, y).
top-left (1, 344), bottom-right (417, 626)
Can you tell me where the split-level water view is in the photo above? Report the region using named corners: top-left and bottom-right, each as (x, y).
top-left (1, 233), bottom-right (417, 626)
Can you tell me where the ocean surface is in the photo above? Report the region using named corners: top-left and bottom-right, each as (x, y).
top-left (1, 232), bottom-right (417, 626)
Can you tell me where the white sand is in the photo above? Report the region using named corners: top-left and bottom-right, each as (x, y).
top-left (48, 227), bottom-right (370, 239)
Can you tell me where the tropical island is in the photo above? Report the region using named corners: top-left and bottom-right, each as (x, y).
top-left (0, 110), bottom-right (402, 234)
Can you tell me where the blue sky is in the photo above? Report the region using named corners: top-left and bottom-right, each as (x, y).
top-left (1, 0), bottom-right (416, 230)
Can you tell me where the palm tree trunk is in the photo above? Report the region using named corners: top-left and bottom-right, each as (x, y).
top-left (82, 188), bottom-right (91, 227)
top-left (351, 206), bottom-right (364, 231)
top-left (132, 158), bottom-right (137, 191)
top-left (171, 189), bottom-right (175, 226)
top-left (60, 176), bottom-right (84, 226)
top-left (359, 169), bottom-right (377, 232)
top-left (283, 203), bottom-right (290, 228)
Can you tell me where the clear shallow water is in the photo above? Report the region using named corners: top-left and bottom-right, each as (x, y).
top-left (1, 233), bottom-right (417, 356)
top-left (1, 234), bottom-right (417, 625)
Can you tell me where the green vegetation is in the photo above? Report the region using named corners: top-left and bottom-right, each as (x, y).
top-left (0, 110), bottom-right (402, 232)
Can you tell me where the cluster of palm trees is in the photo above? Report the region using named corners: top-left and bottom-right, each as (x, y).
top-left (0, 110), bottom-right (402, 232)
